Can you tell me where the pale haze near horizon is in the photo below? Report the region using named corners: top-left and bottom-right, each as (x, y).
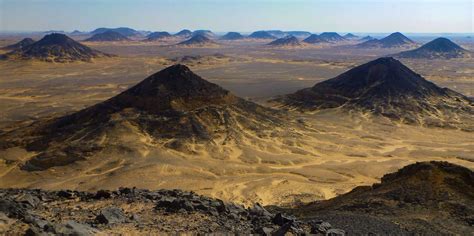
top-left (0, 0), bottom-right (472, 33)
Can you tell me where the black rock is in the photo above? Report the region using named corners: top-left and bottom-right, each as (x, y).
top-left (249, 203), bottom-right (273, 219)
top-left (94, 190), bottom-right (112, 199)
top-left (255, 226), bottom-right (275, 235)
top-left (272, 221), bottom-right (293, 236)
top-left (56, 190), bottom-right (73, 199)
top-left (17, 194), bottom-right (40, 208)
top-left (272, 213), bottom-right (295, 226)
top-left (0, 199), bottom-right (27, 219)
top-left (316, 221), bottom-right (332, 233)
top-left (95, 207), bottom-right (127, 224)
top-left (52, 220), bottom-right (99, 235)
top-left (327, 228), bottom-right (346, 236)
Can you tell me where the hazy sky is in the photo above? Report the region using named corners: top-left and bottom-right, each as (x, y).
top-left (0, 0), bottom-right (472, 33)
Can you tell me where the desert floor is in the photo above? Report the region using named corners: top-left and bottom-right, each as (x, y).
top-left (0, 36), bottom-right (473, 206)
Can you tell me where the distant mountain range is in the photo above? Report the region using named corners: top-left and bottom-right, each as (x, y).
top-left (220, 32), bottom-right (245, 40)
top-left (2, 33), bottom-right (113, 62)
top-left (90, 27), bottom-right (142, 37)
top-left (192, 30), bottom-right (214, 38)
top-left (359, 35), bottom-right (375, 41)
top-left (177, 35), bottom-right (217, 47)
top-left (343, 33), bottom-right (358, 39)
top-left (146, 31), bottom-right (173, 41)
top-left (248, 31), bottom-right (277, 39)
top-left (395, 37), bottom-right (472, 59)
top-left (303, 34), bottom-right (329, 44)
top-left (174, 29), bottom-right (193, 37)
top-left (357, 32), bottom-right (415, 48)
top-left (318, 32), bottom-right (347, 42)
top-left (267, 36), bottom-right (303, 47)
top-left (85, 31), bottom-right (130, 42)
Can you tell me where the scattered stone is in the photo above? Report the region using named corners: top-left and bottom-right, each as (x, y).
top-left (272, 221), bottom-right (292, 236)
top-left (95, 207), bottom-right (127, 224)
top-left (0, 188), bottom-right (345, 234)
top-left (53, 220), bottom-right (99, 235)
top-left (255, 226), bottom-right (275, 235)
top-left (56, 190), bottom-right (73, 199)
top-left (94, 190), bottom-right (112, 199)
top-left (16, 194), bottom-right (40, 208)
top-left (327, 228), bottom-right (346, 236)
top-left (272, 213), bottom-right (295, 226)
top-left (310, 220), bottom-right (332, 234)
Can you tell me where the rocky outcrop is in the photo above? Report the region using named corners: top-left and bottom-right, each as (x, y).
top-left (0, 188), bottom-right (344, 234)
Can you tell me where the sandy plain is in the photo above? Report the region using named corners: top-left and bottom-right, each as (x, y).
top-left (0, 36), bottom-right (473, 206)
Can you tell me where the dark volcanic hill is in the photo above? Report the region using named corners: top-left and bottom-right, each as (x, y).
top-left (395, 37), bottom-right (472, 59)
top-left (1, 38), bottom-right (35, 51)
top-left (318, 32), bottom-right (346, 42)
top-left (248, 31), bottom-right (276, 39)
top-left (90, 27), bottom-right (141, 37)
top-left (192, 30), bottom-right (214, 38)
top-left (303, 34), bottom-right (328, 44)
top-left (359, 35), bottom-right (375, 41)
top-left (177, 35), bottom-right (217, 46)
top-left (0, 65), bottom-right (282, 171)
top-left (276, 57), bottom-right (473, 128)
top-left (286, 31), bottom-right (312, 38)
top-left (267, 36), bottom-right (302, 47)
top-left (174, 29), bottom-right (192, 38)
top-left (343, 33), bottom-right (358, 39)
top-left (3, 33), bottom-right (112, 62)
top-left (266, 30), bottom-right (286, 38)
top-left (357, 32), bottom-right (415, 48)
top-left (220, 32), bottom-right (245, 40)
top-left (295, 161), bottom-right (474, 234)
top-left (84, 31), bottom-right (130, 42)
top-left (146, 31), bottom-right (173, 41)
top-left (70, 30), bottom-right (83, 35)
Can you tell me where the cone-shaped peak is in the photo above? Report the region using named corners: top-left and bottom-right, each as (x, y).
top-left (109, 64), bottom-right (238, 112)
top-left (37, 33), bottom-right (74, 45)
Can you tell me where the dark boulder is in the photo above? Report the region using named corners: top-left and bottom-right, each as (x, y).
top-left (94, 190), bottom-right (112, 199)
top-left (95, 207), bottom-right (127, 224)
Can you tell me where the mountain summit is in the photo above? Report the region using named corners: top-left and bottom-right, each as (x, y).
top-left (3, 33), bottom-right (112, 62)
top-left (107, 64), bottom-right (238, 112)
top-left (278, 57), bottom-right (473, 128)
top-left (395, 37), bottom-right (472, 59)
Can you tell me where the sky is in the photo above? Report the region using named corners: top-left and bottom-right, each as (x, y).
top-left (0, 0), bottom-right (472, 33)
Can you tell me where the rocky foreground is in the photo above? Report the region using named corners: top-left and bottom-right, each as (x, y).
top-left (0, 188), bottom-right (345, 235)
